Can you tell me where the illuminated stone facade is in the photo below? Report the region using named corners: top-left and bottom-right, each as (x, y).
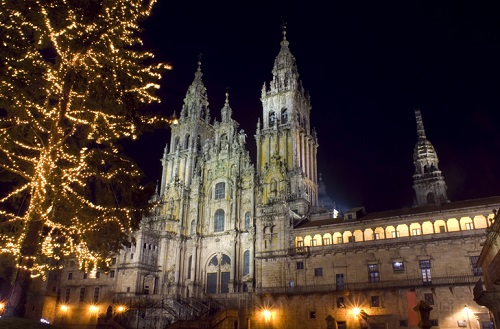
top-left (48, 31), bottom-right (500, 329)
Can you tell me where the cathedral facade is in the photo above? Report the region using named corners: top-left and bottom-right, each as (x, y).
top-left (42, 31), bottom-right (500, 329)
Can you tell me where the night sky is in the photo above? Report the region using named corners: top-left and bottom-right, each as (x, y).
top-left (129, 1), bottom-right (500, 213)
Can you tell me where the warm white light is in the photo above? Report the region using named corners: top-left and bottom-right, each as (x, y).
top-left (263, 309), bottom-right (272, 322)
top-left (0, 0), bottom-right (169, 279)
top-left (89, 305), bottom-right (99, 313)
top-left (352, 307), bottom-right (361, 316)
top-left (116, 305), bottom-right (125, 313)
top-left (59, 304), bottom-right (68, 312)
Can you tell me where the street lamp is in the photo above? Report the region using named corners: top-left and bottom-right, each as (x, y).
top-left (263, 309), bottom-right (272, 322)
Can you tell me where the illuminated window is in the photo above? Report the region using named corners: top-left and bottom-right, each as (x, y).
top-left (393, 261), bottom-right (405, 272)
top-left (465, 222), bottom-right (473, 230)
top-left (297, 240), bottom-right (304, 247)
top-left (323, 237), bottom-right (331, 245)
top-left (314, 268), bottom-right (323, 277)
top-left (215, 182), bottom-right (225, 200)
top-left (420, 260), bottom-right (432, 284)
top-left (311, 239), bottom-right (317, 246)
top-left (391, 231), bottom-right (400, 238)
top-left (348, 236), bottom-right (355, 243)
top-left (412, 228), bottom-right (421, 236)
top-left (373, 233), bottom-right (380, 240)
top-left (368, 264), bottom-right (380, 282)
top-left (214, 209), bottom-right (225, 232)
top-left (337, 237), bottom-right (343, 244)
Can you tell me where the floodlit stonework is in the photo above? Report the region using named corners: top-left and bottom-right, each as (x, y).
top-left (39, 30), bottom-right (500, 329)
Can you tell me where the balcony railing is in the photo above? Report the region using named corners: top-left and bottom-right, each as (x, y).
top-left (255, 274), bottom-right (480, 295)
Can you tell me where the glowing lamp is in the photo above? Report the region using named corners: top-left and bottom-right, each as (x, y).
top-left (60, 304), bottom-right (68, 312)
top-left (263, 309), bottom-right (272, 322)
top-left (352, 307), bottom-right (361, 316)
top-left (0, 302), bottom-right (4, 310)
top-left (89, 305), bottom-right (99, 313)
top-left (116, 305), bottom-right (125, 313)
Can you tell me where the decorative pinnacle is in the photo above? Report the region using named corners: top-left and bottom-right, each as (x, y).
top-left (197, 53), bottom-right (203, 72)
top-left (225, 87), bottom-right (229, 105)
top-left (280, 20), bottom-right (289, 47)
top-left (415, 109), bottom-right (426, 139)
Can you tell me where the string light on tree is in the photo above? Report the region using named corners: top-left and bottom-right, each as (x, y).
top-left (0, 0), bottom-right (170, 317)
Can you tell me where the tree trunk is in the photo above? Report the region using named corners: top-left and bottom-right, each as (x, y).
top-left (5, 219), bottom-right (44, 317)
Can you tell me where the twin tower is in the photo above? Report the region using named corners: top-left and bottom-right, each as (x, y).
top-left (147, 28), bottom-right (448, 298)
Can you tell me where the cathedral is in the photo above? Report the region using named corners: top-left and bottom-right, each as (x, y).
top-left (32, 30), bottom-right (500, 329)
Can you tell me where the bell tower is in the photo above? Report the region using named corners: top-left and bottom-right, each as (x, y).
top-left (255, 27), bottom-right (318, 215)
top-left (412, 109), bottom-right (449, 206)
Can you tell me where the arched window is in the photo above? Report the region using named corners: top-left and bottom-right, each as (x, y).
top-left (184, 134), bottom-right (191, 149)
top-left (190, 220), bottom-right (196, 235)
top-left (244, 212), bottom-right (251, 229)
top-left (173, 136), bottom-right (180, 151)
top-left (281, 108), bottom-right (288, 124)
top-left (214, 209), bottom-right (225, 232)
top-left (206, 254), bottom-right (231, 294)
top-left (243, 250), bottom-right (250, 275)
top-left (215, 182), bottom-right (225, 200)
top-left (427, 192), bottom-right (435, 204)
top-left (269, 111), bottom-right (276, 126)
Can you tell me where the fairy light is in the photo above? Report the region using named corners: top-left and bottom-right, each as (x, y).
top-left (0, 0), bottom-right (170, 279)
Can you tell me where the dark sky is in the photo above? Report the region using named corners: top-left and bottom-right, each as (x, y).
top-left (130, 1), bottom-right (500, 213)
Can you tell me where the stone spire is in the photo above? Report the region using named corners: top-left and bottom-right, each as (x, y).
top-left (269, 24), bottom-right (300, 93)
top-left (412, 109), bottom-right (449, 206)
top-left (180, 59), bottom-right (210, 121)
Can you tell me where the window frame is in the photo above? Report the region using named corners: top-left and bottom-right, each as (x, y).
top-left (214, 182), bottom-right (225, 200)
top-left (368, 264), bottom-right (380, 283)
top-left (214, 209), bottom-right (225, 232)
top-left (314, 267), bottom-right (323, 277)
